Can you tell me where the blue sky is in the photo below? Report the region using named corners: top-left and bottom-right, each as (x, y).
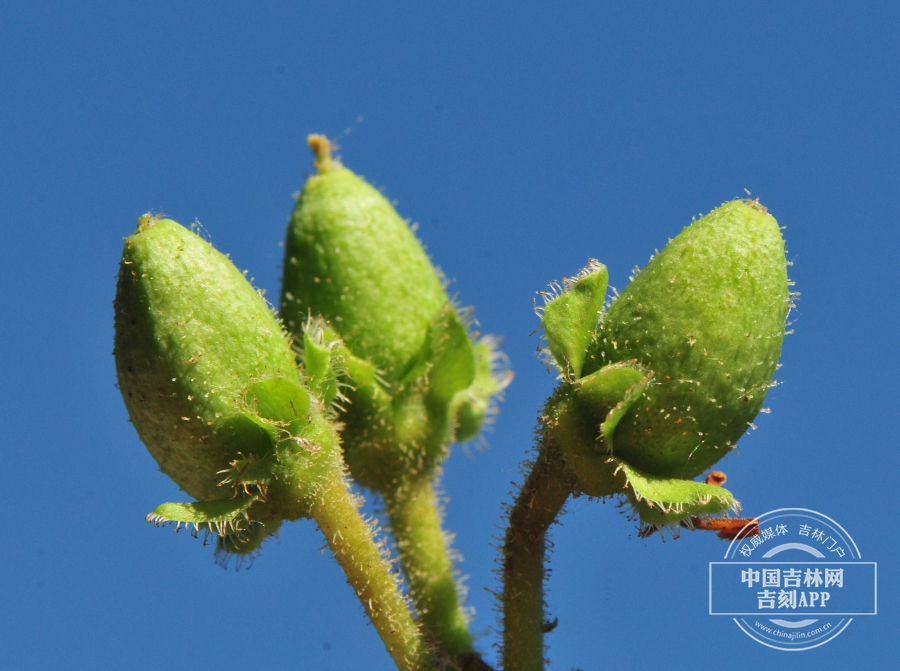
top-left (1, 3), bottom-right (896, 669)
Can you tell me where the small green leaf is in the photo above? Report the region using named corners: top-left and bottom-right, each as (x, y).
top-left (245, 377), bottom-right (312, 435)
top-left (574, 361), bottom-right (652, 447)
top-left (147, 495), bottom-right (258, 535)
top-left (303, 329), bottom-right (333, 390)
top-left (541, 261), bottom-right (608, 379)
top-left (613, 458), bottom-right (737, 525)
top-left (427, 304), bottom-right (476, 406)
top-left (451, 337), bottom-right (511, 443)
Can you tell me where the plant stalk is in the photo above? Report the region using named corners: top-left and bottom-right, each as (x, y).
top-left (501, 445), bottom-right (572, 671)
top-left (384, 475), bottom-right (475, 658)
top-left (312, 472), bottom-right (434, 671)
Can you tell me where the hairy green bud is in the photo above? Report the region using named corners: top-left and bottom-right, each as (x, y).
top-left (538, 199), bottom-right (790, 524)
top-left (115, 215), bottom-right (435, 668)
top-left (115, 215), bottom-right (344, 551)
top-left (281, 136), bottom-right (509, 490)
top-left (503, 200), bottom-right (790, 671)
top-left (280, 137), bottom-right (509, 660)
top-left (583, 199), bottom-right (789, 478)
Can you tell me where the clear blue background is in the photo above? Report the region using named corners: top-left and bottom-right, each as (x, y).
top-left (2, 3), bottom-right (896, 670)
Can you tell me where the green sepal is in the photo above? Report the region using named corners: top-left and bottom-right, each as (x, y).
top-left (242, 376), bottom-right (340, 514)
top-left (146, 495), bottom-right (259, 535)
top-left (613, 458), bottom-right (737, 525)
top-left (574, 360), bottom-right (653, 449)
top-left (336, 340), bottom-right (393, 422)
top-left (396, 304), bottom-right (475, 403)
top-left (426, 304), bottom-right (476, 406)
top-left (217, 519), bottom-right (282, 557)
top-left (245, 377), bottom-right (312, 436)
top-left (211, 412), bottom-right (279, 459)
top-left (303, 328), bottom-right (339, 407)
top-left (451, 337), bottom-right (510, 443)
top-left (341, 346), bottom-right (379, 392)
top-left (541, 261), bottom-right (608, 379)
top-left (217, 452), bottom-right (275, 497)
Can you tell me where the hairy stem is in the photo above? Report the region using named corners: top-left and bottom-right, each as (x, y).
top-left (384, 476), bottom-right (475, 658)
top-left (312, 473), bottom-right (434, 671)
top-left (502, 445), bottom-right (572, 671)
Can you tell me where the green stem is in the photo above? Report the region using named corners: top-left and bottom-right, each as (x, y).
top-left (384, 476), bottom-right (475, 658)
top-left (502, 445), bottom-right (572, 671)
top-left (311, 473), bottom-right (434, 671)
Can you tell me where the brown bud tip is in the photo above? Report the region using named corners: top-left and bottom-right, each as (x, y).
top-left (705, 470), bottom-right (727, 486)
top-left (307, 134), bottom-right (337, 173)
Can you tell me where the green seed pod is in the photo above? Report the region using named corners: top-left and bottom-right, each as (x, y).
top-left (115, 215), bottom-right (300, 498)
top-left (281, 137), bottom-right (509, 660)
top-left (281, 136), bottom-right (446, 379)
top-left (501, 200), bottom-right (787, 669)
top-left (115, 215), bottom-right (437, 669)
top-left (281, 136), bottom-right (509, 489)
top-left (115, 215), bottom-right (343, 548)
top-left (583, 199), bottom-right (789, 478)
top-left (537, 199), bottom-right (790, 524)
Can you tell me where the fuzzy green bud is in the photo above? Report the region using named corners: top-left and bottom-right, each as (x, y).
top-left (281, 138), bottom-right (508, 661)
top-left (115, 215), bottom-right (344, 548)
top-left (282, 136), bottom-right (446, 378)
top-left (583, 199), bottom-right (789, 478)
top-left (115, 216), bottom-right (301, 498)
top-left (281, 137), bottom-right (508, 490)
top-left (538, 199), bottom-right (790, 524)
top-left (115, 214), bottom-right (439, 669)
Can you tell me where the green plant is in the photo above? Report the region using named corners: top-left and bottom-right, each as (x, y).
top-left (502, 199), bottom-right (789, 670)
top-left (114, 215), bottom-right (431, 670)
top-left (281, 137), bottom-right (509, 663)
top-left (113, 138), bottom-right (791, 671)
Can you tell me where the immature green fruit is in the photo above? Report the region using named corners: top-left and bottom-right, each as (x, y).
top-left (115, 215), bottom-right (437, 669)
top-left (501, 200), bottom-right (787, 669)
top-left (115, 216), bottom-right (301, 498)
top-left (582, 199), bottom-right (789, 478)
top-left (281, 136), bottom-right (447, 379)
top-left (538, 199), bottom-right (790, 524)
top-left (281, 138), bottom-right (509, 661)
top-left (115, 215), bottom-right (344, 547)
top-left (281, 137), bottom-right (508, 489)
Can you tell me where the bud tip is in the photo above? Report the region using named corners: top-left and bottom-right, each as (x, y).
top-left (307, 134), bottom-right (338, 174)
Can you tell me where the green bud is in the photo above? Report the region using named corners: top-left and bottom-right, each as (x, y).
top-left (281, 137), bottom-right (509, 489)
top-left (281, 136), bottom-right (446, 379)
top-left (584, 199), bottom-right (789, 478)
top-left (539, 199), bottom-right (790, 524)
top-left (115, 215), bottom-right (438, 668)
top-left (280, 138), bottom-right (509, 660)
top-left (115, 215), bottom-right (344, 553)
